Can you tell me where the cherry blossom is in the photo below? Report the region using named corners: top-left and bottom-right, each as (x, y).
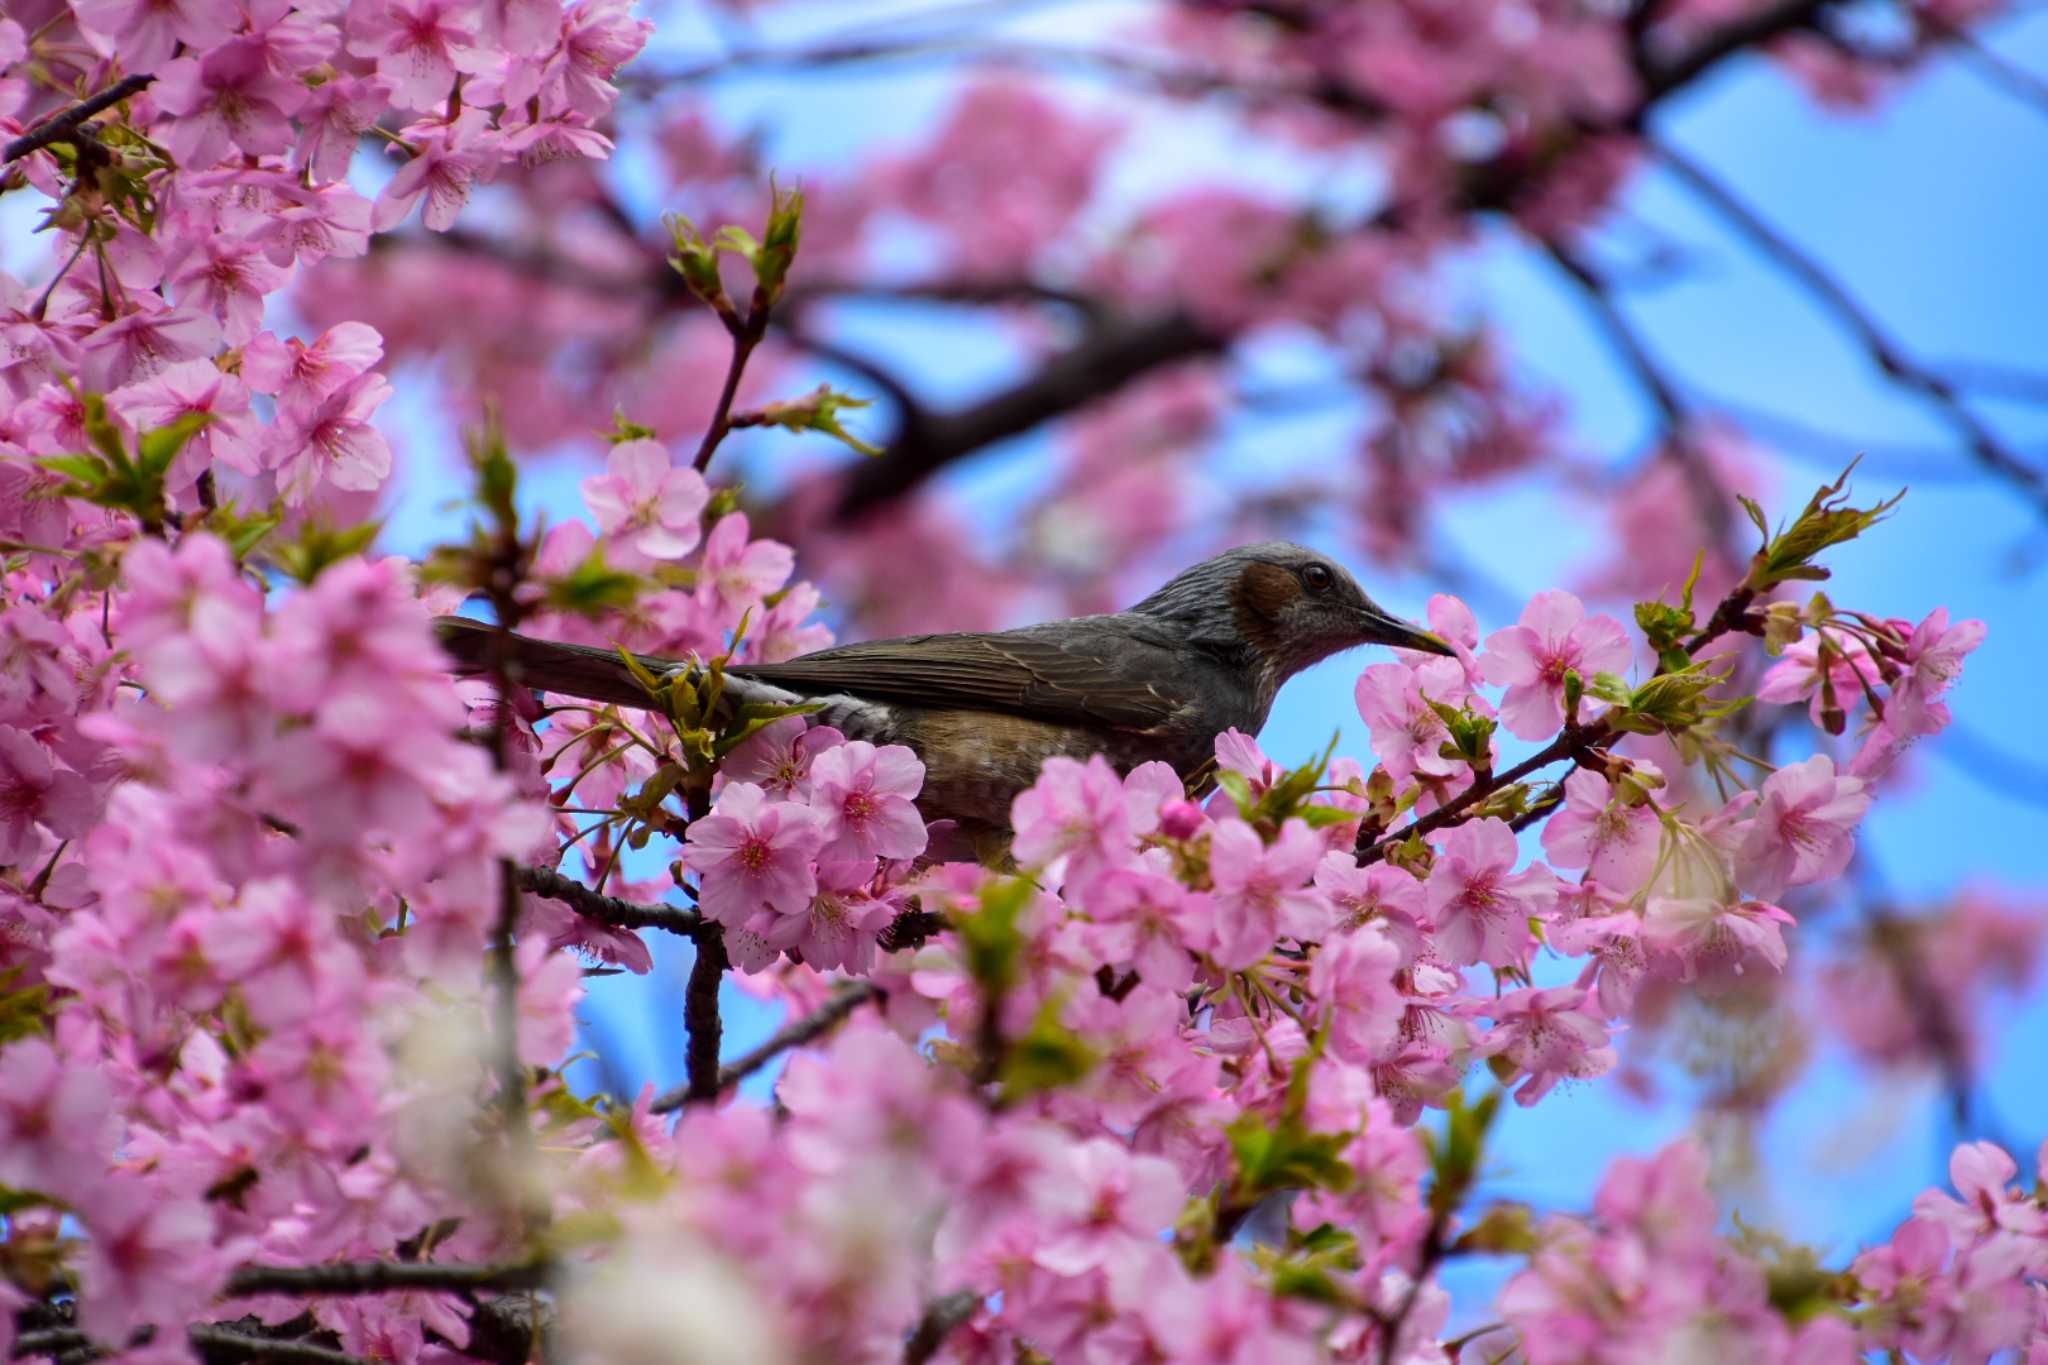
top-left (1480, 590), bottom-right (1633, 740)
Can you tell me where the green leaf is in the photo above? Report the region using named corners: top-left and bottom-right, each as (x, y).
top-left (1741, 461), bottom-right (1906, 594)
top-left (135, 411), bottom-right (212, 478)
top-left (998, 1001), bottom-right (1098, 1100)
top-left (542, 548), bottom-right (645, 619)
top-left (267, 518), bottom-right (381, 585)
top-left (1212, 767), bottom-right (1254, 817)
top-left (604, 411), bottom-right (659, 444)
top-left (959, 876), bottom-right (1032, 993)
top-left (0, 968), bottom-right (52, 1045)
top-left (745, 384), bottom-right (882, 458)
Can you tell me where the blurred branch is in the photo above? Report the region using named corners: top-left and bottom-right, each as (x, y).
top-left (833, 309), bottom-right (1225, 519)
top-left (1632, 0), bottom-right (1837, 106)
top-left (904, 1289), bottom-right (983, 1364)
top-left (1935, 718), bottom-right (2048, 809)
top-left (1541, 240), bottom-right (1736, 552)
top-left (1652, 138), bottom-right (2048, 520)
top-left (1918, 10), bottom-right (2048, 114)
top-left (1686, 390), bottom-right (2048, 481)
top-left (225, 1259), bottom-right (549, 1295)
top-left (654, 36), bottom-right (1391, 118)
top-left (1929, 358), bottom-right (2048, 405)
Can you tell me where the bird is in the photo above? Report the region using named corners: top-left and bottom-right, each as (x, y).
top-left (436, 541), bottom-right (1450, 840)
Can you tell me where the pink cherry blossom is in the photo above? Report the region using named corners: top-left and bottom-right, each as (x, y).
top-left (165, 231), bottom-right (289, 347)
top-left (152, 38), bottom-right (308, 165)
top-left (272, 370), bottom-right (396, 502)
top-left (1310, 923), bottom-right (1405, 1065)
top-left (1030, 1138), bottom-right (1185, 1276)
top-left (1424, 817), bottom-right (1558, 968)
top-left (720, 717), bottom-right (846, 800)
top-left (1912, 1140), bottom-right (2048, 1243)
top-left (372, 111), bottom-right (498, 232)
top-left (1735, 753), bottom-right (1870, 900)
top-left (1480, 590), bottom-right (1633, 740)
top-left (684, 781), bottom-right (827, 926)
top-left (0, 725), bottom-right (97, 861)
top-left (347, 0), bottom-right (487, 112)
top-left (694, 512), bottom-right (795, 628)
top-left (1887, 607), bottom-right (1987, 738)
top-left (580, 439), bottom-right (710, 565)
top-left (1540, 766), bottom-right (1661, 895)
top-left (73, 0), bottom-right (239, 71)
top-left (1472, 985), bottom-right (1616, 1105)
top-left (1011, 754), bottom-right (1133, 893)
top-left (806, 740), bottom-right (927, 863)
top-left (0, 1038), bottom-right (121, 1196)
top-left (1205, 817), bottom-right (1332, 969)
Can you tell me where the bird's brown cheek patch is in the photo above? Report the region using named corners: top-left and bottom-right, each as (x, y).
top-left (1231, 561), bottom-right (1300, 655)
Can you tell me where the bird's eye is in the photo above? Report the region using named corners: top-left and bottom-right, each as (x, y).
top-left (1300, 563), bottom-right (1334, 593)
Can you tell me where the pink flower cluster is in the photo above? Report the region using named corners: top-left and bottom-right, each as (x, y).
top-left (2, 0), bottom-right (648, 518)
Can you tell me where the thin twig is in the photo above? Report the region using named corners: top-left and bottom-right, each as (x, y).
top-left (3, 74), bottom-right (155, 163)
top-left (224, 1259), bottom-right (550, 1297)
top-left (1652, 138), bottom-right (2048, 518)
top-left (651, 979), bottom-right (881, 1112)
top-left (693, 311), bottom-right (769, 473)
top-left (515, 863), bottom-right (705, 938)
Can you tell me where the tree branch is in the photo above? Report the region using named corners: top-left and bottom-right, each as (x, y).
top-left (516, 863), bottom-right (705, 939)
top-left (651, 979), bottom-right (881, 1113)
top-left (832, 309), bottom-right (1224, 518)
top-left (683, 930), bottom-right (730, 1101)
top-left (224, 1259), bottom-right (551, 1297)
top-left (1652, 138), bottom-right (2048, 518)
top-left (13, 1327), bottom-right (372, 1365)
top-left (3, 74), bottom-right (155, 164)
top-left (903, 1289), bottom-right (983, 1365)
top-left (1540, 240), bottom-right (1736, 552)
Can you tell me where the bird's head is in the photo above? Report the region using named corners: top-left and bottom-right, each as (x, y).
top-left (1133, 541), bottom-right (1453, 684)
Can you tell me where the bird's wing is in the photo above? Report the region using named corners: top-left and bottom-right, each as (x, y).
top-left (732, 623), bottom-right (1188, 730)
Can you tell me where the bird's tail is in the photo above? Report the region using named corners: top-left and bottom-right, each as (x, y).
top-left (433, 616), bottom-right (678, 709)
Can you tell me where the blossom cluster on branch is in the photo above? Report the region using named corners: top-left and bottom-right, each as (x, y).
top-left (0, 0), bottom-right (2040, 1361)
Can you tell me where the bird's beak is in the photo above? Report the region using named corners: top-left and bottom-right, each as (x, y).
top-left (1358, 605), bottom-right (1456, 657)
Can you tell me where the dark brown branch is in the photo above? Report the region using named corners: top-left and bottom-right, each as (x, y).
top-left (683, 929), bottom-right (730, 1101)
top-left (651, 979), bottom-right (881, 1112)
top-left (1634, 0), bottom-right (1836, 106)
top-left (224, 1259), bottom-right (550, 1297)
top-left (833, 309), bottom-right (1223, 518)
top-left (903, 1289), bottom-right (983, 1365)
top-left (3, 74), bottom-right (155, 164)
top-left (14, 1327), bottom-right (371, 1365)
top-left (1652, 138), bottom-right (2048, 518)
top-left (516, 863), bottom-right (705, 939)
